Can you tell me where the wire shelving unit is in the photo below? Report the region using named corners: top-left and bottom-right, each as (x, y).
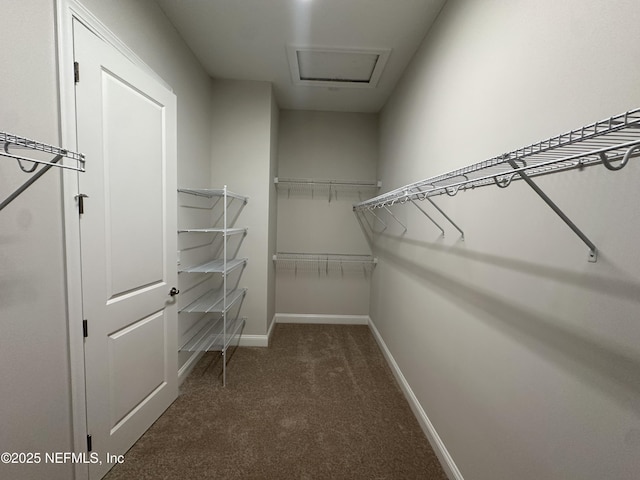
top-left (354, 108), bottom-right (640, 262)
top-left (177, 186), bottom-right (247, 386)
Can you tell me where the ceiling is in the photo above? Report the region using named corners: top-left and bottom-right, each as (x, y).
top-left (154, 0), bottom-right (446, 112)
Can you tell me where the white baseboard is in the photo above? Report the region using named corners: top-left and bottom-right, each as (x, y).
top-left (237, 315), bottom-right (277, 347)
top-left (367, 318), bottom-right (464, 480)
top-left (238, 334), bottom-right (269, 347)
top-left (275, 313), bottom-right (369, 325)
top-left (178, 350), bottom-right (204, 385)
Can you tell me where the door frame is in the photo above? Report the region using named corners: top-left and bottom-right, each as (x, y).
top-left (55, 2), bottom-right (174, 478)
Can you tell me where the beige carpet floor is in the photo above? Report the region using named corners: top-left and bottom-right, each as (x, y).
top-left (104, 323), bottom-right (448, 479)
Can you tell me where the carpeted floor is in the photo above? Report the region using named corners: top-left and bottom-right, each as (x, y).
top-left (104, 324), bottom-right (448, 479)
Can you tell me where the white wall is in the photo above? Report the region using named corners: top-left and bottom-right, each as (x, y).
top-left (374, 1), bottom-right (640, 479)
top-left (210, 80), bottom-right (277, 339)
top-left (0, 1), bottom-right (213, 478)
top-left (275, 111), bottom-right (377, 317)
top-left (0, 2), bottom-right (74, 479)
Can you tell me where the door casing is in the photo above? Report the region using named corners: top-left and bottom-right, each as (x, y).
top-left (55, 2), bottom-right (176, 479)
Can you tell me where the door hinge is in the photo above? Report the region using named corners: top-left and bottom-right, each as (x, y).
top-left (82, 319), bottom-right (88, 338)
top-left (87, 434), bottom-right (92, 452)
top-left (75, 193), bottom-right (88, 215)
top-left (74, 61), bottom-right (80, 83)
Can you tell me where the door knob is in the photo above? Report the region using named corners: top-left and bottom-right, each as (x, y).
top-left (169, 287), bottom-right (180, 296)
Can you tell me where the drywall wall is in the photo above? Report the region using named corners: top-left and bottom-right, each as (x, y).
top-left (0, 0), bottom-right (213, 478)
top-left (372, 1), bottom-right (640, 479)
top-left (0, 2), bottom-right (74, 479)
top-left (275, 111), bottom-right (377, 317)
top-left (209, 80), bottom-right (277, 341)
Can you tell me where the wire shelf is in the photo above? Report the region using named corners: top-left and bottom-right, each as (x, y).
top-left (275, 177), bottom-right (381, 201)
top-left (273, 252), bottom-right (377, 274)
top-left (179, 257), bottom-right (247, 274)
top-left (1, 131), bottom-right (85, 171)
top-left (276, 177), bottom-right (380, 188)
top-left (178, 188), bottom-right (248, 203)
top-left (273, 252), bottom-right (377, 264)
top-left (180, 288), bottom-right (247, 314)
top-left (178, 227), bottom-right (247, 235)
top-left (1, 131), bottom-right (86, 211)
top-left (354, 108), bottom-right (640, 210)
top-left (180, 316), bottom-right (246, 353)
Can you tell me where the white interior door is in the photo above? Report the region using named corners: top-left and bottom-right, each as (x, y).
top-left (73, 21), bottom-right (178, 479)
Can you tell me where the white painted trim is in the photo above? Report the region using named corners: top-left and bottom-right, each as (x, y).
top-left (267, 314), bottom-right (277, 344)
top-left (367, 318), bottom-right (464, 480)
top-left (57, 0), bottom-right (172, 91)
top-left (275, 313), bottom-right (370, 325)
top-left (238, 334), bottom-right (269, 347)
top-left (234, 315), bottom-right (278, 347)
top-left (178, 351), bottom-right (205, 385)
top-left (56, 3), bottom-right (88, 479)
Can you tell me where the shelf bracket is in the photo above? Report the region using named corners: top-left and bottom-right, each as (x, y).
top-left (0, 154), bottom-right (64, 211)
top-left (354, 207), bottom-right (378, 236)
top-left (425, 197), bottom-right (465, 240)
top-left (383, 206), bottom-right (407, 232)
top-left (409, 198), bottom-right (445, 236)
top-left (1, 132), bottom-right (85, 212)
top-left (367, 208), bottom-right (388, 231)
top-left (507, 159), bottom-right (597, 262)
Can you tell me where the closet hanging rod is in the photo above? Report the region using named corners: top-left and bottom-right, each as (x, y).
top-left (354, 107), bottom-right (640, 211)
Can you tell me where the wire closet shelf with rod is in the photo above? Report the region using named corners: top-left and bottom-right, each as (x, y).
top-left (177, 186), bottom-right (248, 386)
top-left (0, 131), bottom-right (85, 211)
top-left (273, 252), bottom-right (377, 275)
top-left (353, 107), bottom-right (640, 262)
top-left (274, 177), bottom-right (381, 202)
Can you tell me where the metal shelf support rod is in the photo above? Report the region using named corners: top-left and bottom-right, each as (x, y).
top-left (0, 150), bottom-right (83, 171)
top-left (223, 185), bottom-right (228, 386)
top-left (383, 206), bottom-right (407, 232)
top-left (409, 198), bottom-right (445, 236)
top-left (507, 159), bottom-right (597, 262)
top-left (425, 197), bottom-right (465, 239)
top-left (0, 154), bottom-right (63, 211)
top-left (356, 209), bottom-right (378, 234)
top-left (368, 209), bottom-right (388, 231)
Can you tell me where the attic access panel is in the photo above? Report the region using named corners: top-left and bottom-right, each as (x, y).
top-left (287, 46), bottom-right (390, 88)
